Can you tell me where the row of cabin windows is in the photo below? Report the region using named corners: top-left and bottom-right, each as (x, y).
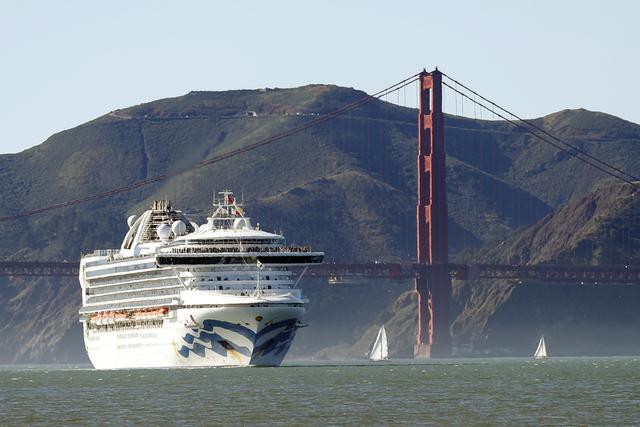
top-left (210, 285), bottom-right (276, 291)
top-left (209, 275), bottom-right (288, 281)
top-left (88, 319), bottom-right (164, 331)
top-left (88, 288), bottom-right (179, 302)
top-left (90, 285), bottom-right (282, 298)
top-left (88, 278), bottom-right (180, 295)
top-left (89, 274), bottom-right (289, 294)
top-left (89, 280), bottom-right (290, 299)
top-left (86, 263), bottom-right (157, 278)
top-left (90, 270), bottom-right (181, 286)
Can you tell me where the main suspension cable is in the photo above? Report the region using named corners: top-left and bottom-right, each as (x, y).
top-left (442, 72), bottom-right (640, 183)
top-left (442, 80), bottom-right (637, 186)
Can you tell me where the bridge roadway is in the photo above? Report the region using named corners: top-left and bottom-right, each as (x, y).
top-left (2, 261), bottom-right (640, 284)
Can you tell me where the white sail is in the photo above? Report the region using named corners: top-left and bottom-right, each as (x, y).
top-left (534, 335), bottom-right (547, 359)
top-left (369, 325), bottom-right (389, 361)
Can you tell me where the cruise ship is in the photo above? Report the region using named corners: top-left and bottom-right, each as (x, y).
top-left (79, 191), bottom-right (323, 369)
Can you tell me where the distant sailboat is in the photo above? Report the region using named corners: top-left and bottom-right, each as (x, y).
top-left (369, 325), bottom-right (389, 361)
top-left (533, 335), bottom-right (548, 359)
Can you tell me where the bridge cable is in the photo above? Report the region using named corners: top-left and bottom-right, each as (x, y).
top-left (0, 74), bottom-right (420, 222)
top-left (442, 72), bottom-right (640, 184)
top-left (441, 80), bottom-right (638, 187)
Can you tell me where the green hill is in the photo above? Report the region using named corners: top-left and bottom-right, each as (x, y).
top-left (1, 84), bottom-right (640, 362)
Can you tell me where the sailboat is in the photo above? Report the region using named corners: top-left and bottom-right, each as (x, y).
top-left (369, 325), bottom-right (389, 361)
top-left (533, 335), bottom-right (548, 359)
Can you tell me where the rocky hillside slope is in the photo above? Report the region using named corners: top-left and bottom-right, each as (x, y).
top-left (452, 182), bottom-right (640, 356)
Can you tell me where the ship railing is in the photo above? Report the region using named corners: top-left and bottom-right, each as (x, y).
top-left (164, 246), bottom-right (312, 255)
top-left (188, 288), bottom-right (298, 298)
top-left (82, 249), bottom-right (120, 258)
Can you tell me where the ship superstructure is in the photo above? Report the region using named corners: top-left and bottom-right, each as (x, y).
top-left (79, 191), bottom-right (323, 369)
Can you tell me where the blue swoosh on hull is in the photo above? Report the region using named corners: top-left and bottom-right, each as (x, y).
top-left (251, 329), bottom-right (296, 361)
top-left (177, 318), bottom-right (300, 361)
top-left (178, 329), bottom-right (252, 358)
top-left (255, 319), bottom-right (298, 341)
top-left (201, 319), bottom-right (256, 341)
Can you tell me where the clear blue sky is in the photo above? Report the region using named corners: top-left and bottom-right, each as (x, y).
top-left (1, 0), bottom-right (638, 154)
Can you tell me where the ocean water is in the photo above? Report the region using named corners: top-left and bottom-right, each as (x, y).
top-left (1, 357), bottom-right (639, 426)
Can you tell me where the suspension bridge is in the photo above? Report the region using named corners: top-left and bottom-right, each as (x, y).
top-left (1, 68), bottom-right (638, 358)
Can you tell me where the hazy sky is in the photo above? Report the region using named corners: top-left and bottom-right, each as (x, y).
top-left (1, 1), bottom-right (638, 154)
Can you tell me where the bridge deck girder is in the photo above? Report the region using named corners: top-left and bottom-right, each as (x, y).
top-left (2, 261), bottom-right (640, 284)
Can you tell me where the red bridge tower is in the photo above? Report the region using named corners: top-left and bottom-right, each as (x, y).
top-left (415, 68), bottom-right (451, 357)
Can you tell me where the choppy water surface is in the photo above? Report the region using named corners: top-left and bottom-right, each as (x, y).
top-left (1, 357), bottom-right (639, 425)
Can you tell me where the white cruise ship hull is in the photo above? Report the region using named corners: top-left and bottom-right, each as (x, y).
top-left (79, 195), bottom-right (323, 369)
top-left (84, 304), bottom-right (304, 369)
